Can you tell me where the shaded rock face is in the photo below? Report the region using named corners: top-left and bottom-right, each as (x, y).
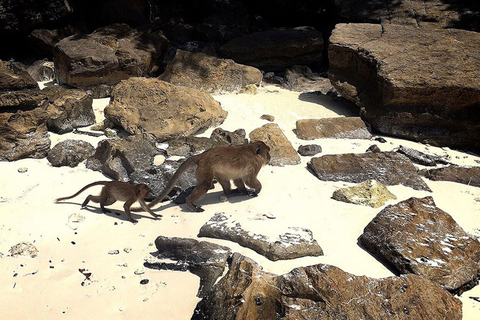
top-left (193, 253), bottom-right (462, 320)
top-left (332, 179), bottom-right (397, 208)
top-left (249, 123), bottom-right (300, 166)
top-left (42, 86), bottom-right (95, 133)
top-left (54, 24), bottom-right (168, 98)
top-left (421, 165), bottom-right (480, 188)
top-left (328, 23), bottom-right (480, 152)
top-left (105, 77), bottom-right (228, 142)
top-left (283, 65), bottom-right (334, 93)
top-left (0, 60), bottom-right (38, 91)
top-left (219, 27), bottom-right (323, 71)
top-left (47, 139), bottom-right (94, 167)
top-left (27, 60), bottom-right (55, 82)
top-left (308, 152), bottom-right (431, 191)
top-left (296, 117), bottom-right (371, 140)
top-left (159, 50), bottom-right (263, 93)
top-left (360, 196), bottom-right (480, 294)
top-left (86, 135), bottom-right (161, 181)
top-left (145, 236), bottom-right (231, 298)
top-left (198, 213), bottom-right (323, 261)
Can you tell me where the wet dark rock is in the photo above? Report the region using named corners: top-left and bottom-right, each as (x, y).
top-left (360, 196), bottom-right (480, 293)
top-left (308, 152), bottom-right (431, 191)
top-left (47, 139), bottom-right (95, 167)
top-left (296, 117), bottom-right (371, 140)
top-left (297, 144), bottom-right (322, 157)
top-left (421, 165), bottom-right (480, 187)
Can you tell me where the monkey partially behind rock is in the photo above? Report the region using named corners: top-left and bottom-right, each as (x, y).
top-left (56, 181), bottom-right (162, 223)
top-left (133, 141), bottom-right (271, 213)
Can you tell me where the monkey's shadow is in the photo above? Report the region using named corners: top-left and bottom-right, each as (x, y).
top-left (56, 201), bottom-right (158, 222)
top-left (170, 190), bottom-right (258, 213)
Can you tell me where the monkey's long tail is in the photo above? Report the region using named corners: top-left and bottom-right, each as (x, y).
top-left (55, 181), bottom-right (109, 202)
top-left (131, 156), bottom-right (198, 212)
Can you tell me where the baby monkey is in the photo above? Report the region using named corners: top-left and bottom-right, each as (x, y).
top-left (133, 140), bottom-right (271, 213)
top-left (56, 181), bottom-right (162, 224)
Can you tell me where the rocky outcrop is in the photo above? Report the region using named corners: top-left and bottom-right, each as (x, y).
top-left (193, 253), bottom-right (462, 320)
top-left (47, 140), bottom-right (95, 167)
top-left (145, 236), bottom-right (231, 298)
top-left (332, 180), bottom-right (397, 208)
top-left (328, 23), bottom-right (480, 153)
top-left (42, 86), bottom-right (95, 133)
top-left (421, 165), bottom-right (480, 187)
top-left (0, 60), bottom-right (38, 91)
top-left (159, 50), bottom-right (263, 93)
top-left (296, 117), bottom-right (371, 140)
top-left (360, 196), bottom-right (480, 294)
top-left (249, 123), bottom-right (300, 166)
top-left (219, 27), bottom-right (323, 71)
top-left (308, 152), bottom-right (431, 191)
top-left (54, 24), bottom-right (168, 98)
top-left (105, 78), bottom-right (228, 142)
top-left (198, 213), bottom-right (323, 261)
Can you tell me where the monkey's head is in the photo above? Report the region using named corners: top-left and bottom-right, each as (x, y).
top-left (137, 184), bottom-right (152, 198)
top-left (252, 141), bottom-right (271, 164)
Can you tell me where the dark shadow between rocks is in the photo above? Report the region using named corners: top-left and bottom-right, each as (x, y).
top-left (298, 91), bottom-right (360, 117)
top-left (356, 235), bottom-right (402, 277)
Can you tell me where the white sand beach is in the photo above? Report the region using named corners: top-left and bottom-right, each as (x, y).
top-left (1, 85), bottom-right (479, 319)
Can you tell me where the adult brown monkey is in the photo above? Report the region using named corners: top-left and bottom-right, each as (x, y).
top-left (56, 181), bottom-right (162, 223)
top-left (133, 141), bottom-right (271, 212)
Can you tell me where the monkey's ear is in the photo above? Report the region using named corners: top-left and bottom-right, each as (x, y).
top-left (256, 146), bottom-right (262, 155)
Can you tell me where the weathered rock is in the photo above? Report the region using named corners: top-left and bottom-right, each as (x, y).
top-left (9, 242), bottom-right (38, 258)
top-left (145, 236), bottom-right (232, 297)
top-left (296, 117), bottom-right (371, 140)
top-left (0, 108), bottom-right (50, 161)
top-left (219, 27), bottom-right (323, 71)
top-left (86, 135), bottom-right (161, 181)
top-left (332, 179), bottom-right (397, 208)
top-left (396, 145), bottom-right (450, 166)
top-left (210, 128), bottom-right (247, 145)
top-left (159, 50), bottom-right (263, 93)
top-left (283, 65), bottom-right (334, 94)
top-left (360, 196), bottom-right (480, 293)
top-left (105, 78), bottom-right (228, 142)
top-left (193, 253), bottom-right (463, 320)
top-left (366, 144), bottom-right (381, 153)
top-left (47, 139), bottom-right (95, 167)
top-left (421, 165), bottom-right (480, 187)
top-left (328, 23), bottom-right (480, 152)
top-left (198, 213), bottom-right (323, 261)
top-left (308, 152), bottom-right (431, 191)
top-left (298, 144), bottom-right (322, 157)
top-left (0, 60), bottom-right (38, 91)
top-left (165, 137), bottom-right (216, 158)
top-left (41, 86), bottom-right (95, 133)
top-left (249, 123), bottom-right (300, 166)
top-left (27, 60), bottom-right (55, 82)
top-left (54, 24), bottom-right (168, 98)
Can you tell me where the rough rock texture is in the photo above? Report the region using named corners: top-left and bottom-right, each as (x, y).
top-left (198, 213), bottom-right (323, 261)
top-left (27, 60), bottom-right (55, 82)
top-left (332, 179), bottom-right (397, 208)
top-left (421, 165), bottom-right (480, 187)
top-left (249, 123), bottom-right (300, 166)
top-left (86, 135), bottom-right (161, 181)
top-left (360, 196), bottom-right (480, 293)
top-left (210, 128), bottom-right (247, 145)
top-left (42, 86), bottom-right (95, 133)
top-left (396, 145), bottom-right (450, 166)
top-left (159, 50), bottom-right (263, 93)
top-left (308, 152), bottom-right (431, 191)
top-left (105, 77), bottom-right (228, 142)
top-left (145, 236), bottom-right (231, 298)
top-left (283, 65), bottom-right (334, 94)
top-left (192, 253), bottom-right (463, 320)
top-left (54, 24), bottom-right (168, 98)
top-left (328, 23), bottom-right (480, 152)
top-left (298, 144), bottom-right (322, 157)
top-left (219, 27), bottom-right (323, 71)
top-left (0, 60), bottom-right (38, 91)
top-left (47, 139), bottom-right (95, 167)
top-left (165, 137), bottom-right (217, 158)
top-left (296, 117), bottom-right (371, 140)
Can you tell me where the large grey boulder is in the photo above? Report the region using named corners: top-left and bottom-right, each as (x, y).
top-left (328, 23), bottom-right (480, 152)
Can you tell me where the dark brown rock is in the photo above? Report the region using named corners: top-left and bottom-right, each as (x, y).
top-left (308, 152), bottom-right (431, 191)
top-left (296, 117), bottom-right (371, 140)
top-left (328, 23), bottom-right (480, 152)
top-left (105, 78), bottom-right (228, 142)
top-left (360, 196), bottom-right (480, 293)
top-left (198, 213), bottom-right (323, 261)
top-left (159, 50), bottom-right (263, 93)
top-left (47, 139), bottom-right (95, 167)
top-left (210, 128), bottom-right (247, 145)
top-left (219, 27), bottom-right (323, 71)
top-left (27, 60), bottom-right (55, 82)
top-left (298, 144), bottom-right (322, 157)
top-left (192, 253), bottom-right (463, 320)
top-left (421, 165), bottom-right (480, 187)
top-left (0, 60), bottom-right (38, 91)
top-left (283, 65), bottom-right (334, 94)
top-left (54, 24), bottom-right (168, 98)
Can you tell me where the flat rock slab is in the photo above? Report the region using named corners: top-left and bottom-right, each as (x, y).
top-left (360, 196), bottom-right (480, 293)
top-left (421, 165), bottom-right (480, 188)
top-left (198, 213), bottom-right (323, 261)
top-left (308, 151), bottom-right (431, 191)
top-left (296, 117), bottom-right (371, 140)
top-left (193, 253), bottom-right (462, 320)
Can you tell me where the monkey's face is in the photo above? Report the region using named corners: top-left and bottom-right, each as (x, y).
top-left (253, 141), bottom-right (271, 164)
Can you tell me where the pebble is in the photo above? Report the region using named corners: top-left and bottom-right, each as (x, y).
top-left (123, 248), bottom-right (132, 253)
top-left (108, 250), bottom-right (120, 255)
top-left (17, 167), bottom-right (28, 173)
top-left (140, 279), bottom-right (149, 285)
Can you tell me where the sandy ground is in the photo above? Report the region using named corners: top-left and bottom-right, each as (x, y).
top-left (1, 85), bottom-right (479, 319)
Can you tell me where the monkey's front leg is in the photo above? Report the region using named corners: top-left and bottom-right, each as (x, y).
top-left (138, 199), bottom-right (163, 219)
